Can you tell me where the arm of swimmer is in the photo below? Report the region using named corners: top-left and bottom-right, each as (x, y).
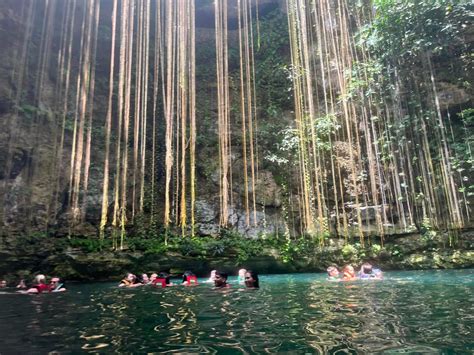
top-left (51, 288), bottom-right (67, 292)
top-left (17, 288), bottom-right (39, 294)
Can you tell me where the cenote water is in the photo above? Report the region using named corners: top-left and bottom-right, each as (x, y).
top-left (0, 270), bottom-right (472, 354)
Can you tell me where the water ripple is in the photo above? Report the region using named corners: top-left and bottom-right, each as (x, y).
top-left (0, 270), bottom-right (472, 353)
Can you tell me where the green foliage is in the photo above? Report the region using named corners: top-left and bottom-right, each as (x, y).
top-left (264, 126), bottom-right (299, 166)
top-left (342, 243), bottom-right (357, 257)
top-left (68, 237), bottom-right (112, 253)
top-left (343, 60), bottom-right (385, 102)
top-left (420, 218), bottom-right (439, 240)
top-left (312, 114), bottom-right (341, 151)
top-left (458, 108), bottom-right (474, 127)
top-left (371, 243), bottom-right (382, 255)
top-left (358, 1), bottom-right (471, 62)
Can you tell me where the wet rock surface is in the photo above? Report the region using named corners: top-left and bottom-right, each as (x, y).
top-left (0, 229), bottom-right (472, 283)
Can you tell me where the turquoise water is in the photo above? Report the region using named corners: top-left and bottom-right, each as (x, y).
top-left (0, 270), bottom-right (472, 353)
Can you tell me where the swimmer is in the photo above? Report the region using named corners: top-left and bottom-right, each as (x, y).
top-left (159, 272), bottom-right (174, 286)
top-left (244, 270), bottom-right (259, 289)
top-left (204, 270), bottom-right (216, 283)
top-left (326, 266), bottom-right (340, 281)
top-left (16, 279), bottom-right (27, 289)
top-left (50, 277), bottom-right (67, 292)
top-left (358, 263), bottom-right (383, 279)
top-left (140, 273), bottom-right (150, 284)
top-left (119, 273), bottom-right (142, 287)
top-left (0, 280), bottom-right (6, 288)
top-left (22, 274), bottom-right (50, 293)
top-left (214, 271), bottom-right (230, 289)
top-left (238, 268), bottom-right (247, 284)
top-left (342, 265), bottom-right (357, 281)
top-left (182, 271), bottom-right (198, 286)
top-left (149, 273), bottom-right (158, 284)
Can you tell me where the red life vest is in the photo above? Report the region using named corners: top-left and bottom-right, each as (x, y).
top-left (153, 278), bottom-right (167, 288)
top-left (186, 275), bottom-right (198, 285)
top-left (35, 283), bottom-right (51, 293)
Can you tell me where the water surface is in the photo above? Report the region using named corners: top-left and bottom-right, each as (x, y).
top-left (0, 270), bottom-right (472, 353)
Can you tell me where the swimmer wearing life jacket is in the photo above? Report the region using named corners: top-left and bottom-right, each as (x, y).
top-left (50, 277), bottom-right (67, 292)
top-left (182, 271), bottom-right (198, 286)
top-left (21, 274), bottom-right (50, 294)
top-left (342, 265), bottom-right (357, 281)
top-left (152, 272), bottom-right (174, 288)
top-left (358, 263), bottom-right (383, 280)
top-left (149, 273), bottom-right (158, 284)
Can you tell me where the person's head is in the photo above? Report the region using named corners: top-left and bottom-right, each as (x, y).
top-left (327, 266), bottom-right (339, 277)
top-left (141, 273), bottom-right (149, 283)
top-left (182, 271), bottom-right (195, 283)
top-left (214, 271), bottom-right (228, 288)
top-left (126, 273), bottom-right (137, 283)
top-left (50, 277), bottom-right (61, 286)
top-left (244, 270), bottom-right (259, 288)
top-left (343, 265), bottom-right (355, 277)
top-left (361, 263), bottom-right (373, 274)
top-left (0, 280), bottom-right (6, 288)
top-left (209, 270), bottom-right (216, 280)
top-left (35, 274), bottom-right (46, 285)
top-left (150, 273), bottom-right (158, 282)
top-left (238, 268), bottom-right (247, 278)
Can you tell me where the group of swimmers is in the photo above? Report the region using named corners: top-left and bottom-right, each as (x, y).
top-left (118, 268), bottom-right (260, 289)
top-left (1, 264), bottom-right (378, 294)
top-left (0, 274), bottom-right (67, 293)
top-left (327, 262), bottom-right (383, 281)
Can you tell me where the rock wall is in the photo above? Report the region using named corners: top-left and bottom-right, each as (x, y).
top-left (0, 229), bottom-right (472, 283)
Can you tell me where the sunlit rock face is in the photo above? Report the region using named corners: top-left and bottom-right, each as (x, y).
top-left (436, 82), bottom-right (470, 107)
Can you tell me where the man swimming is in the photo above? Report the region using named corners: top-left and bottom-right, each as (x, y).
top-left (214, 271), bottom-right (230, 289)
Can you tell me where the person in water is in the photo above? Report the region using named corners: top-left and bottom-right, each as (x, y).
top-left (119, 273), bottom-right (142, 287)
top-left (214, 271), bottom-right (230, 289)
top-left (238, 268), bottom-right (247, 283)
top-left (326, 266), bottom-right (340, 281)
top-left (244, 270), bottom-right (259, 289)
top-left (358, 263), bottom-right (383, 279)
top-left (204, 270), bottom-right (217, 283)
top-left (16, 279), bottom-right (27, 289)
top-left (140, 273), bottom-right (150, 284)
top-left (149, 273), bottom-right (158, 284)
top-left (158, 272), bottom-right (174, 286)
top-left (342, 265), bottom-right (357, 281)
top-left (22, 274), bottom-right (50, 293)
top-left (50, 277), bottom-right (67, 292)
top-left (182, 271), bottom-right (198, 286)
top-left (0, 280), bottom-right (6, 288)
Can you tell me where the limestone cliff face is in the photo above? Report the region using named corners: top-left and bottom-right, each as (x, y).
top-left (0, 0), bottom-right (289, 239)
top-left (0, 0), bottom-right (472, 241)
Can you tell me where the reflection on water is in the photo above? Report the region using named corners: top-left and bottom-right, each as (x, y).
top-left (0, 270), bottom-right (472, 353)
